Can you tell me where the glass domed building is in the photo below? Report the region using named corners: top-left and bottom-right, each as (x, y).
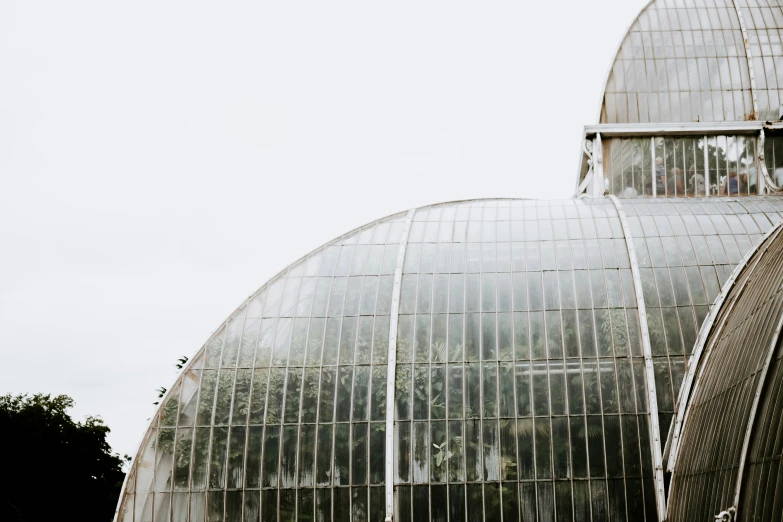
top-left (115, 1), bottom-right (783, 521)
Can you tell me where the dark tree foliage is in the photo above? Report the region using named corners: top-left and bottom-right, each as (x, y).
top-left (0, 394), bottom-right (128, 522)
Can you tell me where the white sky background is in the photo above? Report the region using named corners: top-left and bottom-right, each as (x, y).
top-left (0, 0), bottom-right (648, 458)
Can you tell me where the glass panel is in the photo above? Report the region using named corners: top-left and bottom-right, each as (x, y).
top-left (605, 135), bottom-right (757, 198)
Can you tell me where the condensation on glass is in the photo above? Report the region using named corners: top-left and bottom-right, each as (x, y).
top-left (605, 135), bottom-right (759, 197)
top-left (667, 224), bottom-right (783, 521)
top-left (393, 200), bottom-right (657, 522)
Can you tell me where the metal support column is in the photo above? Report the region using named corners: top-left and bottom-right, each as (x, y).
top-left (666, 222), bottom-right (783, 471)
top-left (591, 133), bottom-right (605, 197)
top-left (608, 195), bottom-right (667, 521)
top-left (703, 135), bottom-right (710, 196)
top-left (758, 129), bottom-right (780, 192)
top-left (731, 0), bottom-right (760, 120)
top-left (384, 208), bottom-right (416, 522)
top-left (651, 136), bottom-right (657, 198)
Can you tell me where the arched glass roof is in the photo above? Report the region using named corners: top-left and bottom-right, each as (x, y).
top-left (111, 1), bottom-right (783, 520)
top-left (600, 0), bottom-right (783, 124)
top-left (115, 197), bottom-right (783, 522)
top-left (667, 220), bottom-right (783, 521)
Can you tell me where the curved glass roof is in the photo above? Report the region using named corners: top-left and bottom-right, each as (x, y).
top-left (115, 197), bottom-right (783, 522)
top-left (600, 0), bottom-right (783, 123)
top-left (394, 199), bottom-right (654, 522)
top-left (667, 221), bottom-right (783, 521)
top-left (112, 1), bottom-right (783, 520)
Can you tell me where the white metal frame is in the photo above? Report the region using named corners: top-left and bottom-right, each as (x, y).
top-left (651, 136), bottom-right (657, 198)
top-left (575, 133), bottom-right (607, 198)
top-left (584, 121), bottom-right (770, 138)
top-left (384, 208), bottom-right (416, 522)
top-left (591, 133), bottom-right (605, 197)
top-left (608, 195), bottom-right (667, 522)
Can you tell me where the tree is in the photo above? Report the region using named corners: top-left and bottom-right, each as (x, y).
top-left (0, 394), bottom-right (128, 522)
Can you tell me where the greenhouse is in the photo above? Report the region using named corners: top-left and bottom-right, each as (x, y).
top-left (115, 1), bottom-right (783, 521)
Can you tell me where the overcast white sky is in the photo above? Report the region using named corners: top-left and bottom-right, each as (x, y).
top-left (0, 1), bottom-right (648, 458)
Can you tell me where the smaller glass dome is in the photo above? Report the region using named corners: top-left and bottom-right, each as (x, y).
top-left (600, 0), bottom-right (783, 124)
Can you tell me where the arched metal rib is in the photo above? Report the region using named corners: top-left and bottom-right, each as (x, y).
top-left (384, 208), bottom-right (416, 522)
top-left (608, 195), bottom-right (667, 522)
